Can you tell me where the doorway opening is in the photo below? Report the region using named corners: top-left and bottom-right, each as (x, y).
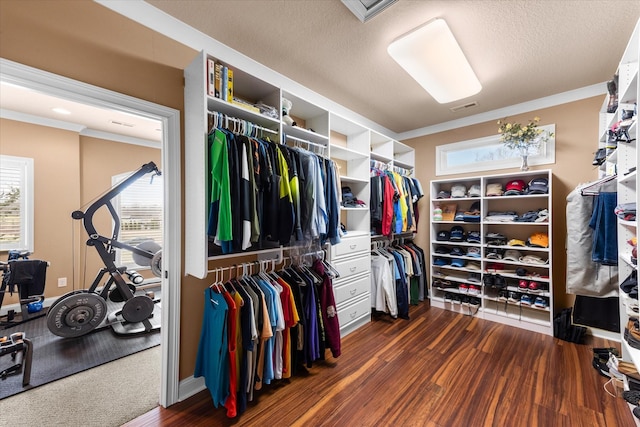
top-left (0, 58), bottom-right (181, 407)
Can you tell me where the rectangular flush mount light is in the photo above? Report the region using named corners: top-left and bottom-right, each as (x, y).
top-left (388, 18), bottom-right (481, 104)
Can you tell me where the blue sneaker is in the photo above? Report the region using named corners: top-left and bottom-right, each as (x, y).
top-left (520, 294), bottom-right (533, 306)
top-left (533, 297), bottom-right (548, 309)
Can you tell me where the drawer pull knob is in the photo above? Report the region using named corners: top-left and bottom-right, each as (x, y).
top-left (350, 311), bottom-right (357, 319)
top-left (349, 244), bottom-right (357, 250)
top-left (349, 267), bottom-right (357, 272)
top-left (350, 289), bottom-right (357, 295)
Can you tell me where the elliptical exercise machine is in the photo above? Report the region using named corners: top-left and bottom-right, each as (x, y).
top-left (46, 162), bottom-right (162, 338)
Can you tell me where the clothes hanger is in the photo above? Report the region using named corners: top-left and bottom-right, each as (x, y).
top-left (580, 174), bottom-right (617, 196)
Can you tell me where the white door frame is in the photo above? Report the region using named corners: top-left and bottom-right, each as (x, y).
top-left (0, 58), bottom-right (182, 407)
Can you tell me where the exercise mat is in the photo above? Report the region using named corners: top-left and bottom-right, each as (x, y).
top-left (0, 293), bottom-right (161, 400)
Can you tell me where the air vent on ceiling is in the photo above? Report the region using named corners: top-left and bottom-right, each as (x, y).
top-left (449, 101), bottom-right (478, 113)
top-left (341, 0), bottom-right (398, 23)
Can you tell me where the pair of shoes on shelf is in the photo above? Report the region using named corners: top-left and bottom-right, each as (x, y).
top-left (532, 296), bottom-right (548, 308)
top-left (625, 318), bottom-right (640, 350)
top-left (518, 279), bottom-right (542, 292)
top-left (484, 273), bottom-right (506, 290)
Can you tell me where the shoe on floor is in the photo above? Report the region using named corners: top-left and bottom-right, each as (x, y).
top-left (623, 390), bottom-right (640, 405)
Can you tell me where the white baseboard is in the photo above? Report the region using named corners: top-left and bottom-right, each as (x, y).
top-left (178, 375), bottom-right (206, 402)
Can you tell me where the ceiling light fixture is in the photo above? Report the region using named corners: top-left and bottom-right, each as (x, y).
top-left (52, 107), bottom-right (71, 115)
top-left (387, 18), bottom-right (481, 104)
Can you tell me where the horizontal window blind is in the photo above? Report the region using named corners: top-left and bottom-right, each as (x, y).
top-left (112, 171), bottom-right (163, 268)
top-left (0, 156), bottom-right (33, 251)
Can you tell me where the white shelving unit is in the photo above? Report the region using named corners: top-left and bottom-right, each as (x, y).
top-left (429, 170), bottom-right (553, 335)
top-left (614, 20), bottom-right (640, 385)
top-left (184, 50), bottom-right (416, 337)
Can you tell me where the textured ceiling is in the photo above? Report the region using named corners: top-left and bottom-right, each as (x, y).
top-left (147, 0), bottom-right (640, 134)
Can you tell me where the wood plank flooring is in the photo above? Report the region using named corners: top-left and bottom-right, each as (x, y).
top-left (124, 303), bottom-right (636, 426)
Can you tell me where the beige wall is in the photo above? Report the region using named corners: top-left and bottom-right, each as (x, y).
top-left (0, 119), bottom-right (80, 301)
top-left (403, 96), bottom-right (603, 310)
top-left (0, 119), bottom-right (160, 304)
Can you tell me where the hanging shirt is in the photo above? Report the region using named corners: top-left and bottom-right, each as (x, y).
top-left (194, 288), bottom-right (229, 409)
top-left (208, 130), bottom-right (232, 243)
top-left (314, 259), bottom-right (341, 358)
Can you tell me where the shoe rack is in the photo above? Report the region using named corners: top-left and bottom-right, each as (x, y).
top-left (429, 170), bottom-right (553, 335)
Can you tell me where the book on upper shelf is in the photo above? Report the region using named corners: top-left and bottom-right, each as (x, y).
top-left (207, 58), bottom-right (216, 97)
top-left (214, 62), bottom-right (222, 99)
top-left (222, 66), bottom-right (228, 102)
top-left (227, 68), bottom-right (233, 102)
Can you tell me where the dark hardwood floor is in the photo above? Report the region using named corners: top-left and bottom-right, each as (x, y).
top-left (124, 302), bottom-right (636, 426)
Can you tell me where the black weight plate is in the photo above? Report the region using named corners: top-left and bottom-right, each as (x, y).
top-left (46, 291), bottom-right (107, 338)
top-left (121, 295), bottom-right (155, 323)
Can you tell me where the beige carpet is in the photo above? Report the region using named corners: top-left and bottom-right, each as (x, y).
top-left (0, 345), bottom-right (161, 426)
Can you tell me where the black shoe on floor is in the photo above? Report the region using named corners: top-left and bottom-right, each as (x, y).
top-left (592, 356), bottom-right (610, 378)
top-left (624, 390), bottom-right (640, 406)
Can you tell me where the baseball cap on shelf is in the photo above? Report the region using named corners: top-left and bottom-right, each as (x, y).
top-left (450, 226), bottom-right (465, 241)
top-left (466, 247), bottom-right (481, 258)
top-left (434, 257), bottom-right (449, 266)
top-left (436, 230), bottom-right (450, 241)
top-left (435, 246), bottom-right (451, 254)
top-left (507, 239), bottom-right (526, 247)
top-left (504, 179), bottom-right (527, 196)
top-left (450, 258), bottom-right (467, 268)
top-left (520, 254), bottom-right (548, 265)
top-left (467, 184), bottom-right (481, 197)
top-left (466, 261), bottom-right (481, 270)
top-left (437, 190), bottom-right (451, 199)
top-left (486, 232), bottom-right (507, 245)
top-left (466, 230), bottom-right (481, 243)
top-left (485, 248), bottom-right (504, 259)
top-left (486, 183), bottom-right (504, 197)
top-left (450, 247), bottom-right (465, 256)
top-left (528, 177), bottom-right (549, 194)
top-left (527, 232), bottom-right (549, 248)
top-left (451, 184), bottom-right (467, 198)
top-left (503, 249), bottom-right (523, 262)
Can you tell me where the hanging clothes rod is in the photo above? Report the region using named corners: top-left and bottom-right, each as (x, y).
top-left (285, 134), bottom-right (328, 150)
top-left (206, 246), bottom-right (283, 273)
top-left (392, 166), bottom-right (412, 176)
top-left (580, 174), bottom-right (617, 196)
top-left (208, 110), bottom-right (279, 136)
top-left (370, 159), bottom-right (389, 170)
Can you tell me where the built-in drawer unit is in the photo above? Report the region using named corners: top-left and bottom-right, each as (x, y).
top-left (333, 273), bottom-right (369, 305)
top-left (333, 253), bottom-right (370, 278)
top-left (331, 234), bottom-right (370, 259)
top-left (337, 294), bottom-right (370, 330)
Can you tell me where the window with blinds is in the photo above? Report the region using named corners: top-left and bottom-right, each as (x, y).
top-left (112, 171), bottom-right (163, 269)
top-left (0, 155), bottom-right (33, 251)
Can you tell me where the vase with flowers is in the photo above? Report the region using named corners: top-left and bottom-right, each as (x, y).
top-left (497, 117), bottom-right (554, 171)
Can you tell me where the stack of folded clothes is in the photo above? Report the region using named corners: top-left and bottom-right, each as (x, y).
top-left (485, 211), bottom-right (517, 222)
top-left (615, 202), bottom-right (636, 221)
